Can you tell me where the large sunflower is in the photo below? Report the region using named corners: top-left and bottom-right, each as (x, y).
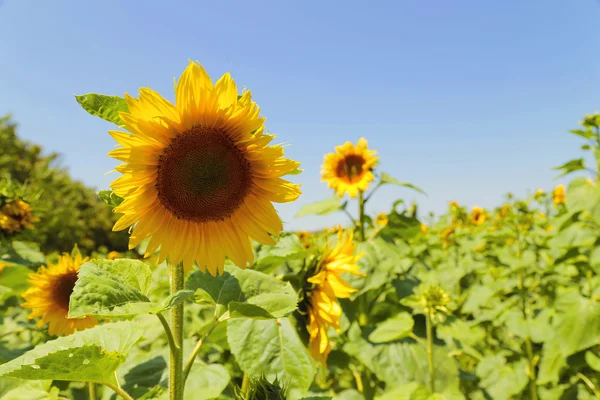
top-left (321, 138), bottom-right (378, 198)
top-left (22, 251), bottom-right (97, 336)
top-left (306, 230), bottom-right (364, 364)
top-left (108, 61), bottom-right (301, 276)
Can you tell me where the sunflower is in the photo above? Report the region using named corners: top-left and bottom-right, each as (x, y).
top-left (0, 200), bottom-right (39, 234)
top-left (375, 213), bottom-right (388, 226)
top-left (306, 230), bottom-right (364, 364)
top-left (534, 189), bottom-right (544, 201)
top-left (470, 207), bottom-right (487, 226)
top-left (107, 61), bottom-right (301, 276)
top-left (420, 223), bottom-right (428, 234)
top-left (553, 184), bottom-right (566, 205)
top-left (22, 250), bottom-right (97, 336)
top-left (321, 138), bottom-right (378, 198)
top-left (107, 251), bottom-right (120, 260)
top-left (297, 231), bottom-right (311, 243)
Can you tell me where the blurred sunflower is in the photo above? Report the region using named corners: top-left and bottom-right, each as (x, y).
top-left (22, 250), bottom-right (97, 336)
top-left (553, 184), bottom-right (566, 205)
top-left (306, 230), bottom-right (364, 364)
top-left (420, 223), bottom-right (428, 234)
top-left (321, 138), bottom-right (378, 198)
top-left (107, 61), bottom-right (301, 275)
top-left (375, 213), bottom-right (388, 226)
top-left (470, 207), bottom-right (487, 226)
top-left (297, 231), bottom-right (310, 243)
top-left (107, 251), bottom-right (120, 260)
top-left (534, 189), bottom-right (544, 201)
top-left (0, 200), bottom-right (39, 234)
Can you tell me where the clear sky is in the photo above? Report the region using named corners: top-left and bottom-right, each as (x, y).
top-left (1, 1), bottom-right (599, 231)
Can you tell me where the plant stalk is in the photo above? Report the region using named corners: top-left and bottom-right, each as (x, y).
top-left (88, 382), bottom-right (96, 400)
top-left (241, 373), bottom-right (249, 396)
top-left (358, 190), bottom-right (366, 241)
top-left (183, 320), bottom-right (219, 383)
top-left (169, 262), bottom-right (185, 400)
top-left (426, 310), bottom-right (435, 393)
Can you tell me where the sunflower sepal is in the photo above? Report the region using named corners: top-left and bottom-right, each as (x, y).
top-left (186, 266), bottom-right (298, 321)
top-left (75, 93), bottom-right (129, 127)
top-left (0, 321), bottom-right (143, 386)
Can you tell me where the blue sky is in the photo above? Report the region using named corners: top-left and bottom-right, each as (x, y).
top-left (1, 0), bottom-right (599, 231)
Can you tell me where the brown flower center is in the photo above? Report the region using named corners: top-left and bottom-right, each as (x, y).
top-left (53, 272), bottom-right (79, 311)
top-left (336, 154), bottom-right (366, 183)
top-left (156, 126), bottom-right (252, 222)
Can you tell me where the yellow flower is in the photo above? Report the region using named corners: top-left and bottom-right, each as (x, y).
top-left (375, 213), bottom-right (388, 226)
top-left (441, 227), bottom-right (455, 242)
top-left (22, 251), bottom-right (97, 336)
top-left (546, 225), bottom-right (554, 232)
top-left (474, 243), bottom-right (486, 253)
top-left (106, 61), bottom-right (301, 276)
top-left (0, 200), bottom-right (39, 234)
top-left (107, 251), bottom-right (120, 260)
top-left (297, 231), bottom-right (310, 243)
top-left (449, 201), bottom-right (459, 209)
top-left (306, 231), bottom-right (364, 364)
top-left (538, 212), bottom-right (546, 219)
top-left (534, 189), bottom-right (544, 200)
top-left (498, 204), bottom-right (511, 219)
top-left (321, 138), bottom-right (378, 198)
top-left (420, 223), bottom-right (428, 234)
top-left (553, 184), bottom-right (566, 205)
top-left (325, 225), bottom-right (343, 235)
top-left (470, 207), bottom-right (487, 226)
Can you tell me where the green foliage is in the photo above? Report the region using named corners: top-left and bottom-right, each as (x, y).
top-left (296, 197), bottom-right (346, 217)
top-left (74, 93), bottom-right (129, 126)
top-left (0, 115), bottom-right (128, 253)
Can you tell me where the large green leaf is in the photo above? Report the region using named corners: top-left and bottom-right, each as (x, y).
top-left (368, 312), bottom-right (414, 343)
top-left (228, 318), bottom-right (315, 398)
top-left (475, 356), bottom-right (528, 400)
top-left (296, 197), bottom-right (345, 218)
top-left (554, 290), bottom-right (600, 356)
top-left (75, 93), bottom-right (129, 126)
top-left (566, 177), bottom-right (600, 224)
top-left (0, 378), bottom-right (57, 400)
top-left (183, 364), bottom-right (230, 400)
top-left (186, 266), bottom-right (298, 320)
top-left (378, 172), bottom-right (426, 196)
top-left (254, 235), bottom-right (306, 274)
top-left (0, 321), bottom-right (143, 386)
top-left (0, 265), bottom-right (31, 295)
top-left (69, 259), bottom-right (192, 319)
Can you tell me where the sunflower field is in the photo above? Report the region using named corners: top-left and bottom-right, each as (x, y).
top-left (1, 62), bottom-right (600, 400)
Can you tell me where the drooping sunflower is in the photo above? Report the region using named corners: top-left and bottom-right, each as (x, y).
top-left (321, 138), bottom-right (378, 198)
top-left (22, 250), bottom-right (97, 336)
top-left (0, 200), bottom-right (39, 234)
top-left (305, 230), bottom-right (364, 364)
top-left (553, 184), bottom-right (566, 205)
top-left (107, 61), bottom-right (301, 275)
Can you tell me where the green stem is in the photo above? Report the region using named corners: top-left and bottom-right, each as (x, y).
top-left (241, 373), bottom-right (249, 396)
top-left (358, 190), bottom-right (366, 241)
top-left (169, 262), bottom-right (185, 400)
top-left (157, 313), bottom-right (178, 360)
top-left (578, 372), bottom-right (600, 398)
top-left (182, 320), bottom-right (220, 383)
top-left (88, 382), bottom-right (96, 400)
top-left (426, 310), bottom-right (435, 393)
top-left (107, 372), bottom-right (134, 400)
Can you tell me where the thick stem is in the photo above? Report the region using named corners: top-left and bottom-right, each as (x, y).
top-left (88, 382), bottom-right (96, 400)
top-left (183, 320), bottom-right (219, 383)
top-left (169, 262), bottom-right (185, 400)
top-left (358, 190), bottom-right (366, 241)
top-left (426, 310), bottom-right (435, 393)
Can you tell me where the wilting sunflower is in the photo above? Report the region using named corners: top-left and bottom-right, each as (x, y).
top-left (470, 207), bottom-right (487, 226)
top-left (107, 61), bottom-right (301, 275)
top-left (553, 184), bottom-right (566, 205)
top-left (22, 250), bottom-right (97, 336)
top-left (305, 230), bottom-right (364, 364)
top-left (0, 200), bottom-right (39, 234)
top-left (321, 138), bottom-right (378, 198)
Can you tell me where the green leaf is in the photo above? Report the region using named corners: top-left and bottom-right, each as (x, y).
top-left (378, 172), bottom-right (426, 196)
top-left (0, 321), bottom-right (143, 386)
top-left (554, 290), bottom-right (600, 356)
top-left (98, 190), bottom-right (125, 209)
top-left (569, 129), bottom-right (594, 139)
top-left (296, 197), bottom-right (345, 218)
top-left (254, 235), bottom-right (306, 274)
top-left (186, 266), bottom-right (298, 320)
top-left (378, 212), bottom-right (422, 242)
top-left (585, 351), bottom-right (600, 372)
top-left (228, 318), bottom-right (315, 398)
top-left (75, 93), bottom-right (129, 126)
top-left (368, 312), bottom-right (414, 343)
top-left (475, 356), bottom-right (528, 400)
top-left (0, 265), bottom-right (31, 295)
top-left (553, 158), bottom-right (586, 177)
top-left (184, 364), bottom-right (230, 400)
top-left (566, 177), bottom-right (600, 225)
top-left (0, 378), bottom-right (56, 400)
top-left (69, 259), bottom-right (169, 319)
